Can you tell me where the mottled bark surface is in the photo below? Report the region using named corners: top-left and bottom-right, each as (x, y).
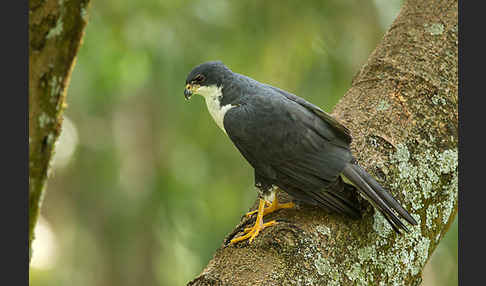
top-left (189, 0), bottom-right (458, 285)
top-left (29, 0), bottom-right (91, 261)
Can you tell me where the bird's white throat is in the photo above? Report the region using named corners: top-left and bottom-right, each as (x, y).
top-left (198, 85), bottom-right (235, 134)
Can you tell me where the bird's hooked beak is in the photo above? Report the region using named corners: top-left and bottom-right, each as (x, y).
top-left (184, 84), bottom-right (194, 100)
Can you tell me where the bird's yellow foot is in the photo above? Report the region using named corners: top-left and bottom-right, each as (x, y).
top-left (230, 219), bottom-right (277, 244)
top-left (231, 189), bottom-right (296, 245)
top-left (245, 195), bottom-right (295, 218)
top-left (230, 199), bottom-right (278, 244)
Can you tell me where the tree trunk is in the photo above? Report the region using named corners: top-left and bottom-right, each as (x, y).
top-left (188, 0), bottom-right (458, 285)
top-left (29, 0), bottom-right (91, 262)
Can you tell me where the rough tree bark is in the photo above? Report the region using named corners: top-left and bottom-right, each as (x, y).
top-left (29, 0), bottom-right (91, 262)
top-left (189, 0), bottom-right (458, 285)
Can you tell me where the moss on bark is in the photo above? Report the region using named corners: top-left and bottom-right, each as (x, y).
top-left (29, 0), bottom-right (91, 262)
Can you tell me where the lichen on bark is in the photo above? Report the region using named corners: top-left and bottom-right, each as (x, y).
top-left (188, 0), bottom-right (458, 285)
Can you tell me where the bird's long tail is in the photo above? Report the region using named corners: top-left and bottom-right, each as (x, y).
top-left (342, 162), bottom-right (418, 233)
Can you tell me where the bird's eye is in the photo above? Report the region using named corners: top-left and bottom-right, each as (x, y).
top-left (194, 74), bottom-right (205, 83)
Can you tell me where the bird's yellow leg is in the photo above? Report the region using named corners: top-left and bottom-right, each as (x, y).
top-left (230, 199), bottom-right (278, 244)
top-left (244, 189), bottom-right (295, 218)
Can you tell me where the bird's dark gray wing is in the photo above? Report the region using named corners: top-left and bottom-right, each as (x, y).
top-left (223, 91), bottom-right (360, 217)
top-left (262, 84), bottom-right (352, 145)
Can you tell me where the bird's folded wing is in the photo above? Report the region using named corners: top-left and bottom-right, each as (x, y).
top-left (222, 92), bottom-right (360, 216)
top-left (262, 84), bottom-right (352, 145)
top-left (222, 92), bottom-right (352, 185)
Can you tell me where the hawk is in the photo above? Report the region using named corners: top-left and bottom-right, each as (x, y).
top-left (184, 61), bottom-right (417, 244)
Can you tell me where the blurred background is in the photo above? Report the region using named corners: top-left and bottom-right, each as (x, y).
top-left (29, 0), bottom-right (457, 285)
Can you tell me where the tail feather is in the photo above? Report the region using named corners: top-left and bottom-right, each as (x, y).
top-left (342, 163), bottom-right (417, 233)
top-left (351, 164), bottom-right (418, 225)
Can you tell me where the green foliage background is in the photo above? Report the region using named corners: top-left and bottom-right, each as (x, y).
top-left (30, 1), bottom-right (457, 285)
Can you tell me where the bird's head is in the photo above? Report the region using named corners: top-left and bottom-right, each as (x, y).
top-left (184, 61), bottom-right (231, 100)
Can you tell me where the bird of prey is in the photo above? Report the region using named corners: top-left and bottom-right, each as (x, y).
top-left (184, 61), bottom-right (417, 244)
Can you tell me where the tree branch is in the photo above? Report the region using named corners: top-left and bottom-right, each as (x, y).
top-left (29, 0), bottom-right (91, 262)
top-left (188, 0), bottom-right (458, 285)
